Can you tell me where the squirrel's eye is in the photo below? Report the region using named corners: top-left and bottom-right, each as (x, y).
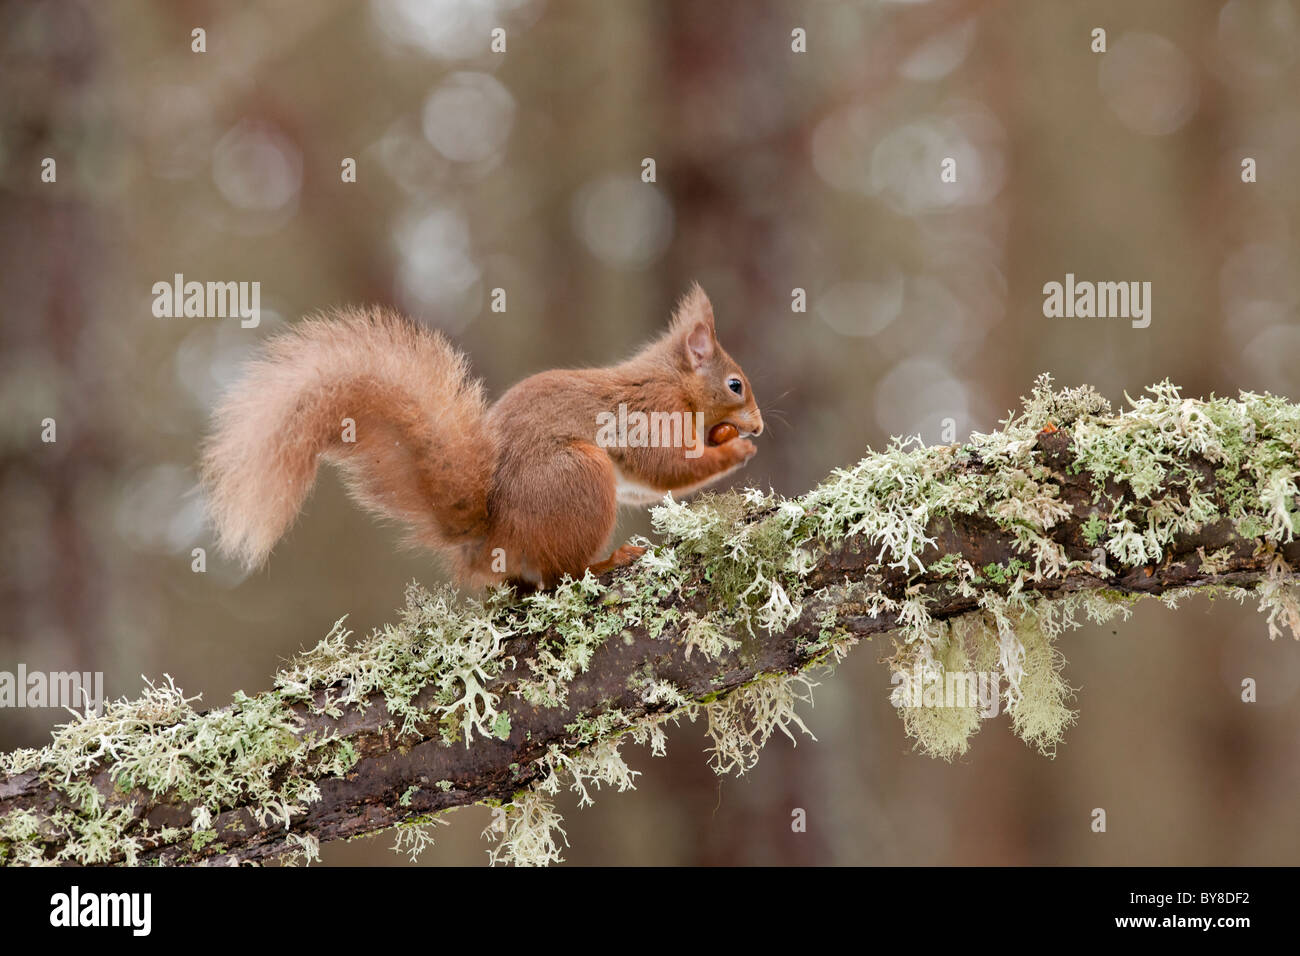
top-left (727, 377), bottom-right (743, 396)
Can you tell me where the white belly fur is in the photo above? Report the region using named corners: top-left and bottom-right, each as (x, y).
top-left (615, 469), bottom-right (667, 506)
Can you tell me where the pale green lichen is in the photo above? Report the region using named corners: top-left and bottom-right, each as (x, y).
top-left (390, 813), bottom-right (447, 862)
top-left (282, 831), bottom-right (321, 866)
top-left (481, 790), bottom-right (567, 867)
top-left (699, 673), bottom-right (818, 776)
top-left (277, 585), bottom-right (515, 744)
top-left (5, 376), bottom-right (1300, 866)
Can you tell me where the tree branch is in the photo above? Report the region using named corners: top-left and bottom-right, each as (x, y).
top-left (4, 378), bottom-right (1300, 866)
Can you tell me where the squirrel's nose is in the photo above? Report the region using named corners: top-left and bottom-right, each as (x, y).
top-left (750, 415), bottom-right (763, 437)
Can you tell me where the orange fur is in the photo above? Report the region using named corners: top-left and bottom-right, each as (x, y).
top-left (201, 285), bottom-right (762, 588)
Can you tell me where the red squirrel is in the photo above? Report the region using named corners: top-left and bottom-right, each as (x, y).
top-left (201, 283), bottom-right (763, 589)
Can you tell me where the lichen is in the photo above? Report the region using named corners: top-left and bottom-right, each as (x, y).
top-left (481, 790), bottom-right (567, 867)
top-left (390, 813), bottom-right (447, 862)
top-left (5, 376), bottom-right (1300, 867)
top-left (699, 673), bottom-right (818, 776)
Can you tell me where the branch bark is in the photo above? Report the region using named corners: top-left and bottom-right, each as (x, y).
top-left (3, 410), bottom-right (1298, 866)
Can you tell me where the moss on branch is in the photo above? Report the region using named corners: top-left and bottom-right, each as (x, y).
top-left (4, 376), bottom-right (1300, 866)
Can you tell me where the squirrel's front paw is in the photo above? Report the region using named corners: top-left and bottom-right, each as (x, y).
top-left (723, 438), bottom-right (757, 467)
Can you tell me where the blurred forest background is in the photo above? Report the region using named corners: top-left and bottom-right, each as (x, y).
top-left (2, 0), bottom-right (1300, 865)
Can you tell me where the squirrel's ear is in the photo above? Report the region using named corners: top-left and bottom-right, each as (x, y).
top-left (683, 321), bottom-right (714, 369)
top-left (672, 282), bottom-right (716, 334)
top-left (671, 283), bottom-right (717, 369)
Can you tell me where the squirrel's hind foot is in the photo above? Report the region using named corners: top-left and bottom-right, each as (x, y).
top-left (582, 543), bottom-right (647, 578)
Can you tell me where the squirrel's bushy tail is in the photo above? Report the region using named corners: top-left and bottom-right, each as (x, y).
top-left (201, 307), bottom-right (495, 569)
